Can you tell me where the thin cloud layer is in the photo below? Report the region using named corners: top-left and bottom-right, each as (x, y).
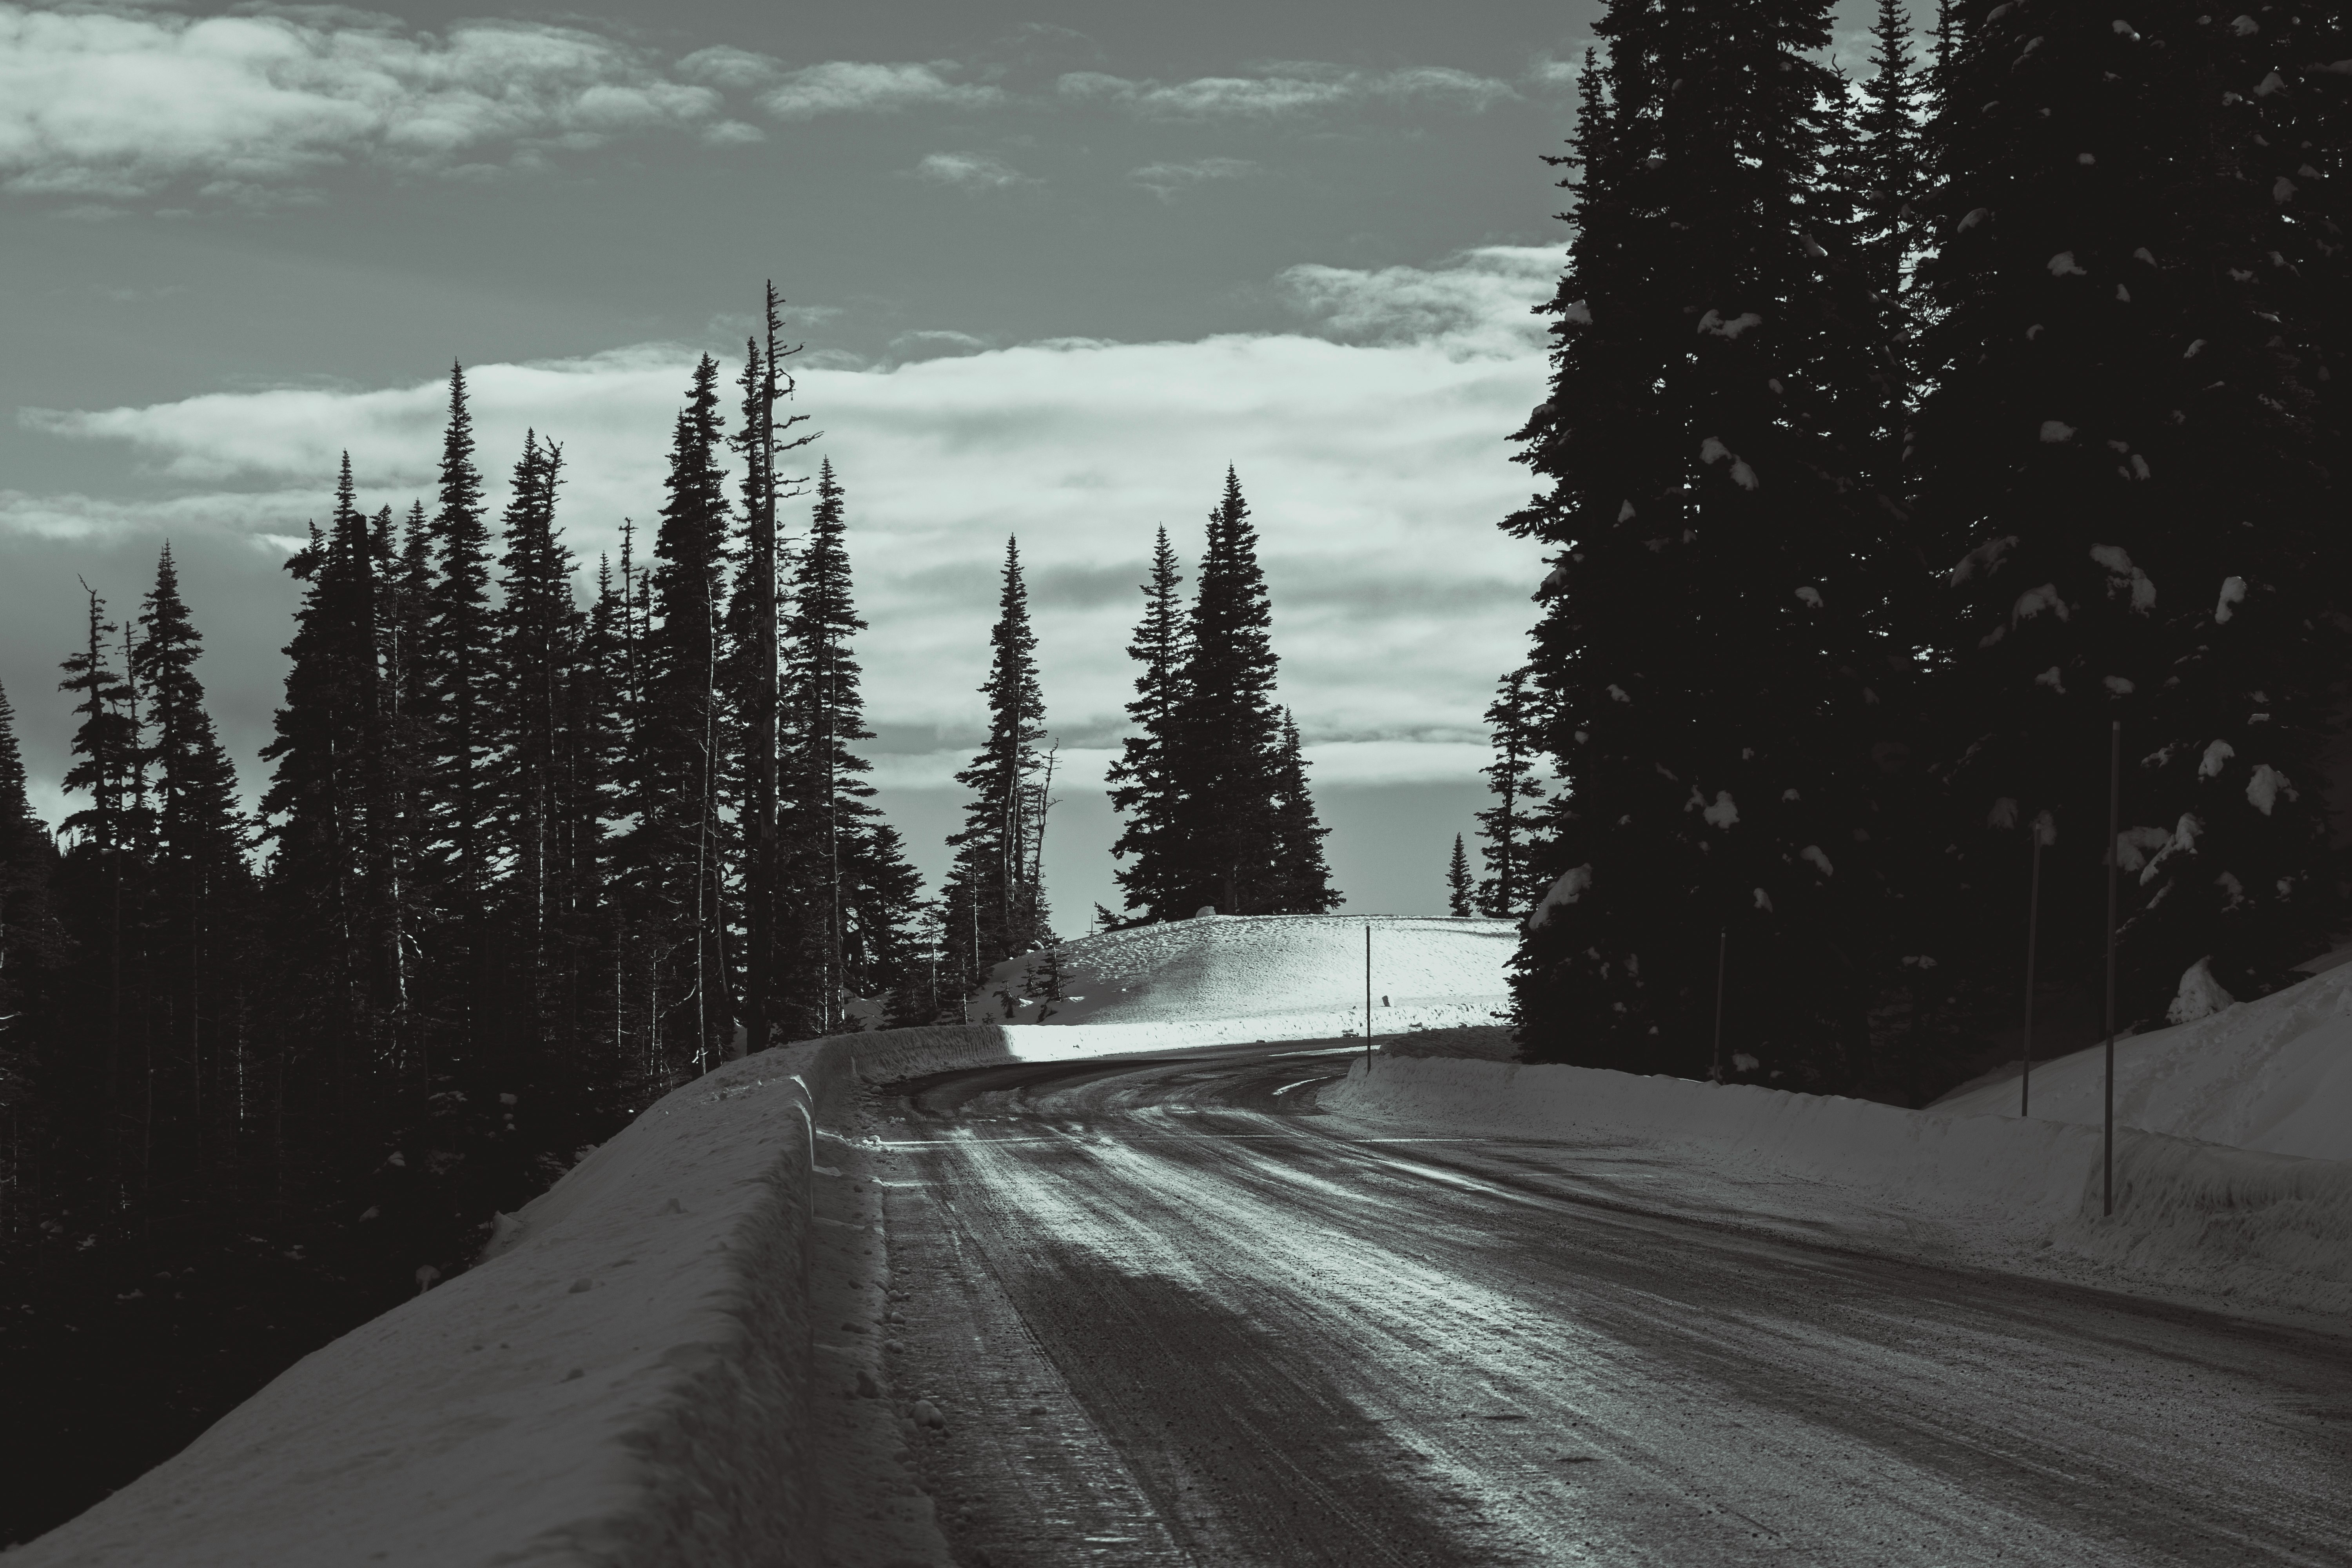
top-left (0, 5), bottom-right (1537, 210)
top-left (1126, 156), bottom-right (1258, 199)
top-left (0, 5), bottom-right (737, 200)
top-left (1280, 246), bottom-right (1558, 356)
top-left (913, 151), bottom-right (1037, 191)
top-left (762, 61), bottom-right (1004, 120)
top-left (15, 250), bottom-right (1556, 782)
top-left (1060, 63), bottom-right (1516, 118)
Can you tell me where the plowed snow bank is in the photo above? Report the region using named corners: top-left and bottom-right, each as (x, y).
top-left (14, 1023), bottom-right (1123, 1568)
top-left (1934, 956), bottom-right (2352, 1161)
top-left (987, 913), bottom-right (1514, 1042)
top-left (1324, 1056), bottom-right (2352, 1320)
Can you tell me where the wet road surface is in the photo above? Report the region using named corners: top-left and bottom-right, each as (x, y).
top-left (868, 1045), bottom-right (2352, 1567)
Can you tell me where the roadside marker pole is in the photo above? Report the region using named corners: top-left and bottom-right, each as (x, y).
top-left (2022, 819), bottom-right (2045, 1118)
top-left (1710, 927), bottom-right (1727, 1083)
top-left (1364, 924), bottom-right (1374, 1069)
top-left (2103, 719), bottom-right (2120, 1218)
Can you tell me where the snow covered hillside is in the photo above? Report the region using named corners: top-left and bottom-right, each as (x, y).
top-left (982, 913), bottom-right (1515, 1049)
top-left (1934, 953), bottom-right (2352, 1161)
top-left (1325, 1052), bottom-right (2352, 1321)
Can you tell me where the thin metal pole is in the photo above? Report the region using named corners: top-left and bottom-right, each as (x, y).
top-left (1711, 927), bottom-right (1727, 1083)
top-left (1364, 925), bottom-right (1373, 1068)
top-left (2103, 719), bottom-right (2121, 1217)
top-left (2022, 826), bottom-right (2043, 1118)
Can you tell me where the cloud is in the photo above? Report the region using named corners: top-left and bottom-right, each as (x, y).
top-left (1125, 156), bottom-right (1256, 200)
top-left (912, 151), bottom-right (1036, 191)
top-left (761, 61), bottom-right (1003, 121)
top-left (1526, 54), bottom-right (1592, 89)
top-left (0, 486), bottom-right (321, 543)
top-left (0, 4), bottom-right (731, 200)
top-left (887, 329), bottom-right (995, 360)
top-left (1059, 63), bottom-right (1516, 118)
top-left (674, 45), bottom-right (783, 91)
top-left (1279, 245), bottom-right (1558, 358)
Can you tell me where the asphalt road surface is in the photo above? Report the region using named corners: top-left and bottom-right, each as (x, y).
top-left (868, 1044), bottom-right (2352, 1568)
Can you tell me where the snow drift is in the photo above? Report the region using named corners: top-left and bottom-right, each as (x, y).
top-left (8, 1024), bottom-right (1062, 1568)
top-left (1934, 951), bottom-right (2352, 1161)
top-left (1324, 1053), bottom-right (2352, 1319)
top-left (985, 911), bottom-right (1515, 1045)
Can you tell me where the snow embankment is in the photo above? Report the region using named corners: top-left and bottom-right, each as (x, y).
top-left (13, 1022), bottom-right (1143, 1568)
top-left (1933, 954), bottom-right (2352, 1161)
top-left (985, 913), bottom-right (1515, 1049)
top-left (1324, 1055), bottom-right (2352, 1320)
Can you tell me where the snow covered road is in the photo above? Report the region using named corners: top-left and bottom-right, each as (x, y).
top-left (861, 1044), bottom-right (2351, 1568)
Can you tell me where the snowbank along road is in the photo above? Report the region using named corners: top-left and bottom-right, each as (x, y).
top-left (851, 1041), bottom-right (2352, 1568)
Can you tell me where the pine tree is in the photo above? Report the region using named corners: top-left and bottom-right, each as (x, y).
top-left (1165, 470), bottom-right (1287, 915)
top-left (1105, 526), bottom-right (1189, 919)
top-left (1446, 834), bottom-right (1474, 917)
top-left (133, 546), bottom-right (256, 1198)
top-left (58, 581), bottom-right (147, 1132)
top-left (421, 364), bottom-right (497, 1062)
top-left (618, 356), bottom-right (734, 1077)
top-left (785, 459), bottom-right (888, 1036)
top-left (1858, 0), bottom-right (1926, 305)
top-left (1505, 0), bottom-right (1904, 1088)
top-left (488, 432), bottom-right (577, 1049)
top-left (1911, 0), bottom-right (2347, 1034)
top-left (554, 552), bottom-right (627, 1102)
top-left (258, 457), bottom-right (398, 1176)
top-left (1474, 667), bottom-right (1548, 918)
top-left (1267, 710), bottom-right (1339, 913)
top-left (377, 500), bottom-right (434, 1085)
top-left (944, 538), bottom-right (1052, 990)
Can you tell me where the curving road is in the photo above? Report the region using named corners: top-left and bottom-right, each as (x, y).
top-left (865, 1044), bottom-right (2351, 1568)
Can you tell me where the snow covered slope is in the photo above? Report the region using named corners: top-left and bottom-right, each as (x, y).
top-left (1325, 1055), bottom-right (2352, 1321)
top-left (12, 1014), bottom-right (1252, 1567)
top-left (983, 913), bottom-right (1515, 1049)
top-left (1934, 956), bottom-right (2352, 1161)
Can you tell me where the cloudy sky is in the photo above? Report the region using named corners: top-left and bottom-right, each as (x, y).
top-left (0, 0), bottom-right (1891, 922)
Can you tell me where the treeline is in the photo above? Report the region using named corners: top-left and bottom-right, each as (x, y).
top-left (0, 292), bottom-right (1343, 1535)
top-left (1485, 0), bottom-right (2349, 1100)
top-left (0, 314), bottom-right (930, 1292)
top-left (0, 302), bottom-right (935, 1535)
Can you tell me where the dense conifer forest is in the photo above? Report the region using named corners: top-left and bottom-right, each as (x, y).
top-left (1494, 0), bottom-right (2348, 1100)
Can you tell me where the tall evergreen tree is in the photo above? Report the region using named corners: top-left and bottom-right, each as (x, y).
top-left (619, 357), bottom-right (734, 1076)
top-left (58, 581), bottom-right (147, 1133)
top-left (726, 295), bottom-right (817, 1050)
top-left (786, 459), bottom-right (899, 1035)
top-left (1164, 470), bottom-right (1288, 916)
top-left (133, 546), bottom-right (256, 1196)
top-left (944, 538), bottom-right (1052, 990)
top-left (1506, 0), bottom-right (1907, 1089)
top-left (421, 364), bottom-right (496, 1062)
top-left (488, 432), bottom-right (577, 1043)
top-left (1858, 0), bottom-right (1926, 305)
top-left (1475, 667), bottom-right (1548, 918)
top-left (1105, 526), bottom-right (1189, 919)
top-left (1911, 0), bottom-right (2348, 1031)
top-left (259, 457), bottom-right (398, 1175)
